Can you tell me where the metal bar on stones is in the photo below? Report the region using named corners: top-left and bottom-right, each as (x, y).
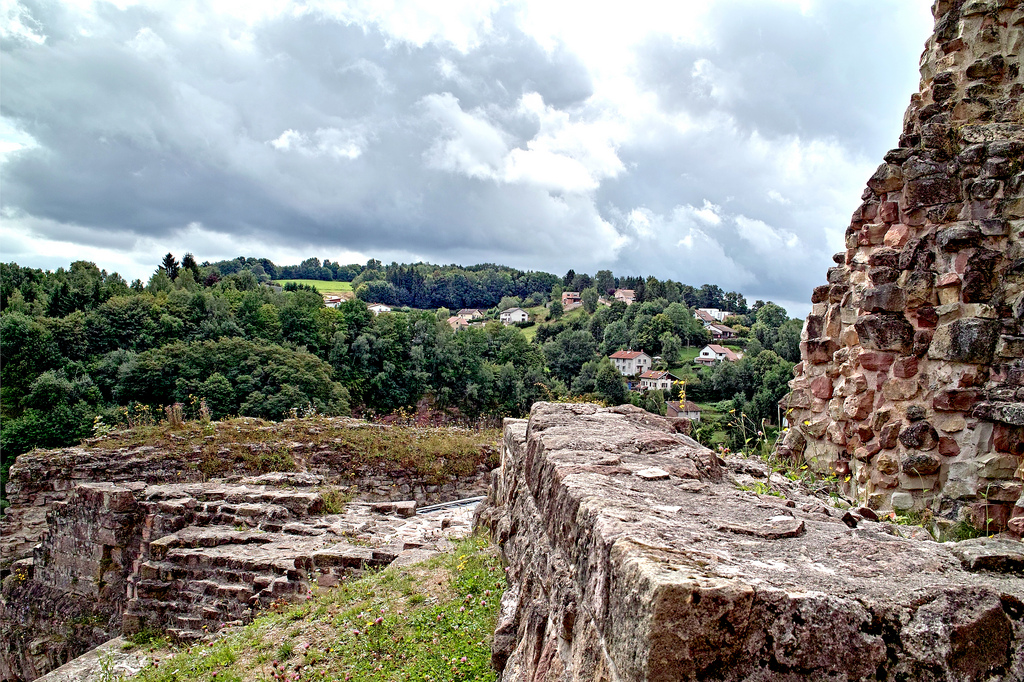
top-left (416, 496), bottom-right (486, 514)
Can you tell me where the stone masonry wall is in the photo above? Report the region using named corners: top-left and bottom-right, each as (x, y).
top-left (1, 426), bottom-right (492, 572)
top-left (780, 0), bottom-right (1024, 529)
top-left (477, 402), bottom-right (1024, 682)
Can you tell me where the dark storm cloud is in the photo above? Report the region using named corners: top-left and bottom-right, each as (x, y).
top-left (0, 0), bottom-right (933, 312)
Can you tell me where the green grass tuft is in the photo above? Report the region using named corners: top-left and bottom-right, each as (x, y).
top-left (131, 534), bottom-right (506, 681)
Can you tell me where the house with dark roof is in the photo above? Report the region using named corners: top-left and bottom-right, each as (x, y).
top-left (667, 400), bottom-right (702, 421)
top-left (695, 344), bottom-right (741, 365)
top-left (709, 323), bottom-right (736, 340)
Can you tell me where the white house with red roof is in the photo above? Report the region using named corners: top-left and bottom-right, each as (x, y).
top-left (695, 344), bottom-right (741, 365)
top-left (639, 369), bottom-right (679, 391)
top-left (609, 350), bottom-right (651, 376)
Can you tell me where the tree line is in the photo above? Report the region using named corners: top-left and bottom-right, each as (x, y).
top-left (0, 256), bottom-right (800, 494)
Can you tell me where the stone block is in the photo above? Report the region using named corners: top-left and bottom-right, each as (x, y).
top-left (843, 392), bottom-right (875, 421)
top-left (810, 376), bottom-right (833, 400)
top-left (867, 163), bottom-right (904, 193)
top-left (903, 176), bottom-right (962, 209)
top-left (860, 284), bottom-right (906, 313)
top-left (928, 318), bottom-right (1000, 364)
top-left (973, 402), bottom-right (1024, 427)
top-left (996, 336), bottom-right (1024, 358)
top-left (892, 357), bottom-right (919, 378)
top-left (993, 424), bottom-right (1024, 456)
top-left (899, 422), bottom-right (939, 451)
top-left (901, 452), bottom-right (941, 475)
top-left (976, 453), bottom-right (1022, 480)
top-left (934, 413), bottom-right (967, 433)
top-left (882, 378), bottom-right (920, 401)
top-left (965, 502), bottom-right (1011, 533)
top-left (890, 492), bottom-right (915, 510)
top-left (938, 437), bottom-right (961, 457)
top-left (933, 389), bottom-right (981, 412)
top-left (855, 314), bottom-right (915, 353)
top-left (898, 473), bottom-right (938, 490)
top-left (801, 338), bottom-right (838, 365)
top-left (938, 224), bottom-right (985, 251)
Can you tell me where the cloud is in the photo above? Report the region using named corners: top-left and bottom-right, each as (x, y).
top-left (0, 0), bottom-right (934, 316)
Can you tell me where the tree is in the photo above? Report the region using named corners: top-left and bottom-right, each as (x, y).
top-left (602, 320), bottom-right (629, 352)
top-left (595, 270), bottom-right (615, 295)
top-left (772, 318), bottom-right (803, 362)
top-left (548, 299), bottom-right (564, 320)
top-left (161, 253), bottom-right (181, 281)
top-left (543, 329), bottom-right (597, 383)
top-left (581, 287), bottom-right (599, 314)
top-left (595, 357), bottom-right (627, 405)
top-left (182, 253), bottom-right (201, 280)
top-left (660, 332), bottom-right (681, 365)
top-left (752, 302), bottom-right (789, 349)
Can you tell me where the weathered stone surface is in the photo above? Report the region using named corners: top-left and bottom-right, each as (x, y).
top-left (855, 313), bottom-right (915, 352)
top-left (0, 424), bottom-right (494, 681)
top-left (929, 318), bottom-right (1001, 364)
top-left (781, 0), bottom-right (1023, 528)
top-left (899, 422), bottom-right (940, 451)
top-left (479, 404), bottom-right (1024, 682)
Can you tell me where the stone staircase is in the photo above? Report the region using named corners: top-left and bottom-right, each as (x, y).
top-left (123, 484), bottom-right (398, 641)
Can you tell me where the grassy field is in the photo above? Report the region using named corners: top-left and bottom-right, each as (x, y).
top-left (273, 279), bottom-right (354, 296)
top-left (128, 535), bottom-right (505, 682)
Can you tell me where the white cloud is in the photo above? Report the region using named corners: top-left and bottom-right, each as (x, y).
top-left (269, 128), bottom-right (365, 159)
top-left (735, 214), bottom-right (798, 252)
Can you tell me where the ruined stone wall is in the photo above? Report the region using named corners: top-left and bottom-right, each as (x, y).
top-left (478, 402), bottom-right (1024, 682)
top-left (1, 436), bottom-right (491, 571)
top-left (1, 473), bottom-right (481, 682)
top-left (781, 0), bottom-right (1024, 528)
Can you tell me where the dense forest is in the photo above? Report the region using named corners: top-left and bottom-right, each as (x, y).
top-left (0, 255), bottom-right (801, 495)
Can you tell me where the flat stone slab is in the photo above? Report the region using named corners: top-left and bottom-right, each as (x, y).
top-left (478, 403), bottom-right (1024, 682)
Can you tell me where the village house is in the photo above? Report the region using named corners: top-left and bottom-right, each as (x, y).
top-left (367, 303), bottom-right (392, 315)
top-left (708, 323), bottom-right (737, 340)
top-left (667, 400), bottom-right (702, 422)
top-left (323, 295), bottom-right (343, 308)
top-left (694, 309), bottom-right (717, 326)
top-left (695, 344), bottom-right (741, 365)
top-left (561, 291), bottom-right (582, 307)
top-left (613, 289), bottom-right (635, 305)
top-left (609, 350), bottom-right (651, 376)
top-left (638, 369), bottom-right (678, 391)
top-left (457, 308), bottom-right (483, 320)
top-left (499, 307), bottom-right (530, 325)
top-left (696, 308), bottom-right (731, 322)
top-left (447, 316), bottom-right (469, 331)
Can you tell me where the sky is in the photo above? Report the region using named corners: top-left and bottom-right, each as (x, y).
top-left (0, 0), bottom-right (934, 315)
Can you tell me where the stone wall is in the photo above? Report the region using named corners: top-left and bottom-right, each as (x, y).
top-left (477, 402), bottom-right (1024, 682)
top-left (780, 0), bottom-right (1024, 528)
top-left (1, 429), bottom-right (492, 572)
top-left (0, 421), bottom-right (491, 682)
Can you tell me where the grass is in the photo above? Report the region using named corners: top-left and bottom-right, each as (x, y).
top-left (272, 280), bottom-right (354, 296)
top-left (78, 416), bottom-right (499, 484)
top-left (127, 535), bottom-right (506, 682)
